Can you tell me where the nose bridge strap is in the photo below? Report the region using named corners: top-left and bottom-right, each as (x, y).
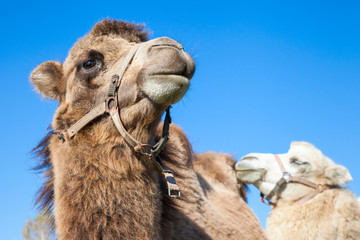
top-left (274, 154), bottom-right (287, 173)
top-left (115, 43), bottom-right (142, 85)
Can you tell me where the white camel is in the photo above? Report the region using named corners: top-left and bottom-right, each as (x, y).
top-left (235, 141), bottom-right (360, 240)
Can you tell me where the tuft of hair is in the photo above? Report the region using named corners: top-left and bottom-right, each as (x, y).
top-left (32, 128), bottom-right (55, 232)
top-left (194, 152), bottom-right (248, 201)
top-left (90, 19), bottom-right (150, 43)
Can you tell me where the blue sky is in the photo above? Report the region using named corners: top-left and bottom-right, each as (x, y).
top-left (1, 1), bottom-right (359, 239)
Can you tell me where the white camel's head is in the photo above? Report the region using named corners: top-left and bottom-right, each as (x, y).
top-left (235, 142), bottom-right (352, 202)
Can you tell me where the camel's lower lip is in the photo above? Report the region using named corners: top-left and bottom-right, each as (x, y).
top-left (142, 74), bottom-right (190, 105)
top-left (147, 74), bottom-right (189, 83)
top-left (235, 168), bottom-right (265, 173)
top-left (235, 168), bottom-right (266, 184)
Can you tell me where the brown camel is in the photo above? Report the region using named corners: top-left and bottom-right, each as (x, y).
top-left (31, 19), bottom-right (266, 240)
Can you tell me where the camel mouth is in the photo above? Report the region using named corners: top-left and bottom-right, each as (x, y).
top-left (148, 74), bottom-right (189, 82)
top-left (236, 168), bottom-right (265, 172)
top-left (142, 74), bottom-right (190, 105)
top-left (235, 168), bottom-right (266, 174)
top-left (235, 168), bottom-right (266, 184)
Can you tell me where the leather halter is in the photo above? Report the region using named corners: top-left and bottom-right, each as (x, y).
top-left (55, 42), bottom-right (181, 198)
top-left (261, 154), bottom-right (329, 206)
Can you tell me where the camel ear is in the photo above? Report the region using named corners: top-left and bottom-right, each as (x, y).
top-left (30, 61), bottom-right (65, 101)
top-left (325, 164), bottom-right (352, 185)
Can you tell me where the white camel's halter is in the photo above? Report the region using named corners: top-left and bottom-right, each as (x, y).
top-left (54, 42), bottom-right (181, 198)
top-left (260, 155), bottom-right (330, 206)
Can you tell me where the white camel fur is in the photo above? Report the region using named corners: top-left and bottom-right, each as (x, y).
top-left (235, 141), bottom-right (360, 240)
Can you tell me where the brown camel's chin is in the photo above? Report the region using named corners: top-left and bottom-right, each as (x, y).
top-left (235, 169), bottom-right (266, 184)
top-left (142, 74), bottom-right (190, 105)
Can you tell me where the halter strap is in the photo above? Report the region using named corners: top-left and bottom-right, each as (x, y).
top-left (262, 154), bottom-right (329, 206)
top-left (55, 42), bottom-right (181, 198)
top-left (59, 42), bottom-right (141, 141)
top-left (274, 154), bottom-right (286, 172)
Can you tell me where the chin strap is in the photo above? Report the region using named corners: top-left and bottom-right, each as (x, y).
top-left (54, 43), bottom-right (181, 198)
top-left (261, 154), bottom-right (330, 206)
top-left (109, 102), bottom-right (181, 199)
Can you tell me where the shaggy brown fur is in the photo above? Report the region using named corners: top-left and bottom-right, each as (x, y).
top-left (34, 125), bottom-right (266, 240)
top-left (31, 19), bottom-right (266, 239)
top-left (91, 19), bottom-right (149, 41)
top-left (194, 152), bottom-right (248, 200)
top-left (158, 126), bottom-right (266, 240)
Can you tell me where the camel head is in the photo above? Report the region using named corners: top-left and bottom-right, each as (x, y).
top-left (30, 19), bottom-right (195, 142)
top-left (235, 142), bottom-right (352, 203)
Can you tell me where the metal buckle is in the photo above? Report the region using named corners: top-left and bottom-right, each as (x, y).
top-left (105, 97), bottom-right (117, 113)
top-left (134, 144), bottom-right (154, 159)
top-left (168, 188), bottom-right (181, 199)
top-left (282, 172), bottom-right (291, 182)
top-left (163, 171), bottom-right (181, 199)
top-left (317, 184), bottom-right (324, 192)
top-left (108, 74), bottom-right (120, 97)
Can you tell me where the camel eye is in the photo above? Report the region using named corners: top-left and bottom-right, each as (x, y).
top-left (76, 51), bottom-right (104, 83)
top-left (290, 157), bottom-right (307, 165)
top-left (83, 60), bottom-right (97, 69)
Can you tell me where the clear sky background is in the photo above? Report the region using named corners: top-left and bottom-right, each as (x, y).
top-left (1, 1), bottom-right (359, 239)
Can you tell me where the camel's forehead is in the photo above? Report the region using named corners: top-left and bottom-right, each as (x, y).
top-left (64, 37), bottom-right (130, 67)
top-left (289, 142), bottom-right (318, 154)
top-left (289, 142), bottom-right (329, 166)
top-left (63, 19), bottom-right (149, 71)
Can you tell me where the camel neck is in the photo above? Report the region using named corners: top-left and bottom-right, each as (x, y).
top-left (51, 133), bottom-right (162, 240)
top-left (266, 189), bottom-right (347, 240)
